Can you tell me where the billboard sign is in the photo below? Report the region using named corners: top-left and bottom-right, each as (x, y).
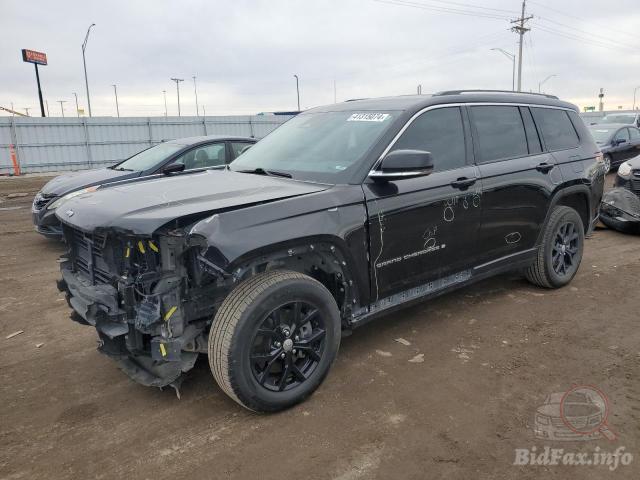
top-left (22, 49), bottom-right (47, 66)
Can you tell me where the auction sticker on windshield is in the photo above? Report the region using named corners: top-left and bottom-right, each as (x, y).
top-left (347, 113), bottom-right (390, 122)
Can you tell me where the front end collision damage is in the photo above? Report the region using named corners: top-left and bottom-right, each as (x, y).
top-left (57, 185), bottom-right (370, 389)
top-left (599, 187), bottom-right (640, 234)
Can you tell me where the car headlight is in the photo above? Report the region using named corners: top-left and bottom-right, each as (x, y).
top-left (47, 186), bottom-right (100, 210)
top-left (618, 162), bottom-right (632, 178)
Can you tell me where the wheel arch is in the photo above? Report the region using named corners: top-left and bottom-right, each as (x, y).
top-left (539, 185), bottom-right (592, 245)
top-left (224, 235), bottom-right (367, 324)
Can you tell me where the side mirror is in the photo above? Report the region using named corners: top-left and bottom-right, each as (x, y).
top-left (369, 149), bottom-right (434, 182)
top-left (162, 163), bottom-right (185, 175)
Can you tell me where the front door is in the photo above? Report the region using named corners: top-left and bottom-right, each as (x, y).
top-left (363, 106), bottom-right (482, 302)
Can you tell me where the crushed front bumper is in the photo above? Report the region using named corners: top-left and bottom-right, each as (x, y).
top-left (57, 260), bottom-right (199, 388)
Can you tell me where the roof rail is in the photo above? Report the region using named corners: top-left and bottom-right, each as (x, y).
top-left (434, 89), bottom-right (559, 100)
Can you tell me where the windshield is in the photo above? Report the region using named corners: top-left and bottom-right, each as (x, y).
top-left (230, 111), bottom-right (397, 183)
top-left (600, 114), bottom-right (635, 125)
top-left (114, 143), bottom-right (184, 171)
top-left (588, 127), bottom-right (614, 144)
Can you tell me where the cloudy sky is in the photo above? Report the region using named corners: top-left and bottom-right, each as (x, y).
top-left (3, 0), bottom-right (640, 117)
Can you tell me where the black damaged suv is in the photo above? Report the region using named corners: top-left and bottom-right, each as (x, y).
top-left (56, 91), bottom-right (605, 412)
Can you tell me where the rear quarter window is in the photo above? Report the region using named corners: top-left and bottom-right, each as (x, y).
top-left (531, 107), bottom-right (579, 151)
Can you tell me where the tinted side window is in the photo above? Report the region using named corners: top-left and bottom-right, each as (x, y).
top-left (614, 128), bottom-right (630, 142)
top-left (630, 128), bottom-right (640, 140)
top-left (172, 143), bottom-right (227, 169)
top-left (531, 108), bottom-right (579, 151)
top-left (391, 107), bottom-right (466, 171)
top-left (230, 141), bottom-right (253, 159)
top-left (471, 106), bottom-right (528, 162)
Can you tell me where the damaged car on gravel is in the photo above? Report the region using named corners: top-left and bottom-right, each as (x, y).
top-left (600, 155), bottom-right (640, 234)
top-left (55, 91), bottom-right (604, 412)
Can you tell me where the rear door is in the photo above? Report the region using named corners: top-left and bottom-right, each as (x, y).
top-left (470, 105), bottom-right (559, 266)
top-left (363, 106), bottom-right (481, 301)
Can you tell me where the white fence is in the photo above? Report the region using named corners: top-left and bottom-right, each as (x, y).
top-left (0, 115), bottom-right (292, 174)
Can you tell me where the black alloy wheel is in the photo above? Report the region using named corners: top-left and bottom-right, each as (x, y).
top-left (551, 221), bottom-right (580, 277)
top-left (250, 301), bottom-right (326, 392)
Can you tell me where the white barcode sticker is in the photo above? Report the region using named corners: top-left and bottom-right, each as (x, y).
top-left (347, 113), bottom-right (390, 122)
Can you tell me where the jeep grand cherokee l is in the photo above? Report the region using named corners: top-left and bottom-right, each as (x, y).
top-left (55, 91), bottom-right (605, 412)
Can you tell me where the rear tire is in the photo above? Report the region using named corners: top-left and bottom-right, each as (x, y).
top-left (209, 270), bottom-right (341, 412)
top-left (526, 206), bottom-right (584, 289)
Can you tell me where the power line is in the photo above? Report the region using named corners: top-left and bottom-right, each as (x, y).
top-left (528, 0), bottom-right (637, 41)
top-left (386, 0), bottom-right (519, 14)
top-left (373, 0), bottom-right (512, 21)
top-left (535, 16), bottom-right (639, 51)
top-left (532, 23), bottom-right (635, 53)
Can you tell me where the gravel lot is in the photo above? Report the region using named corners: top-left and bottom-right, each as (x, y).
top-left (1, 175), bottom-right (639, 479)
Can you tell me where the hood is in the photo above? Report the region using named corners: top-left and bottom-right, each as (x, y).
top-left (41, 168), bottom-right (139, 196)
top-left (56, 169), bottom-right (330, 235)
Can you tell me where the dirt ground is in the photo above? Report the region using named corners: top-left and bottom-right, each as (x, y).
top-left (1, 175), bottom-right (639, 480)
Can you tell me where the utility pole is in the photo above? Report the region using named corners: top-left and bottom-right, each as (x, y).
top-left (294, 74), bottom-right (300, 111)
top-left (598, 88), bottom-right (605, 112)
top-left (334, 79), bottom-right (337, 103)
top-left (72, 93), bottom-right (79, 117)
top-left (511, 1), bottom-right (532, 92)
top-left (57, 100), bottom-right (67, 117)
top-left (24, 107), bottom-right (31, 116)
top-left (192, 75), bottom-right (199, 116)
top-left (633, 86), bottom-right (640, 110)
top-left (170, 78), bottom-right (184, 116)
top-left (112, 84), bottom-right (120, 117)
top-left (162, 90), bottom-right (167, 117)
top-left (45, 100), bottom-right (50, 117)
top-left (82, 23), bottom-right (96, 117)
top-left (203, 105), bottom-right (206, 117)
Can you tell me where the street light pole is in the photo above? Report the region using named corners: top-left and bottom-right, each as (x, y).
top-left (162, 90), bottom-right (167, 117)
top-left (490, 48), bottom-right (516, 91)
top-left (112, 84), bottom-right (120, 117)
top-left (294, 74), bottom-right (300, 111)
top-left (633, 86), bottom-right (640, 110)
top-left (57, 100), bottom-right (67, 117)
top-left (72, 92), bottom-right (79, 117)
top-left (82, 23), bottom-right (96, 117)
top-left (538, 74), bottom-right (557, 93)
top-left (193, 75), bottom-right (199, 116)
top-left (24, 107), bottom-right (31, 116)
top-left (170, 78), bottom-right (184, 116)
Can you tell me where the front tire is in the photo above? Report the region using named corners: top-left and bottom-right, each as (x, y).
top-left (209, 270), bottom-right (341, 412)
top-left (603, 154), bottom-right (612, 174)
top-left (526, 206), bottom-right (585, 289)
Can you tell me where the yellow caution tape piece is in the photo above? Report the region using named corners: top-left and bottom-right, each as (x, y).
top-left (125, 247), bottom-right (130, 258)
top-left (164, 306), bottom-right (177, 322)
top-left (159, 343), bottom-right (167, 357)
top-left (137, 241), bottom-right (146, 254)
top-left (148, 241), bottom-right (159, 252)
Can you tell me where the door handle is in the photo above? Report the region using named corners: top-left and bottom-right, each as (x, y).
top-left (536, 162), bottom-right (555, 173)
top-left (451, 177), bottom-right (477, 189)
